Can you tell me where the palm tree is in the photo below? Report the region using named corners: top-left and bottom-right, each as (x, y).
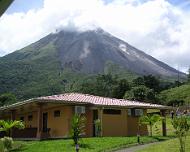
top-left (0, 120), bottom-right (25, 136)
top-left (139, 114), bottom-right (161, 136)
top-left (70, 114), bottom-right (86, 152)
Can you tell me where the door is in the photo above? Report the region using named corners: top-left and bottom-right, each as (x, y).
top-left (93, 110), bottom-right (98, 137)
top-left (43, 113), bottom-right (48, 132)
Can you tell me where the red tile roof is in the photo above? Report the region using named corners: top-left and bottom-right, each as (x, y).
top-left (37, 93), bottom-right (170, 109)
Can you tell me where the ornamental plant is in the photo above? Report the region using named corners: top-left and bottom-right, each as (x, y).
top-left (172, 116), bottom-right (190, 152)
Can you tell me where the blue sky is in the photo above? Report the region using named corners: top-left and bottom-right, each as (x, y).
top-left (1, 0), bottom-right (190, 72)
top-left (6, 0), bottom-right (44, 14)
top-left (6, 0), bottom-right (190, 14)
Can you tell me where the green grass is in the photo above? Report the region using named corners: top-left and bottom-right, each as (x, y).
top-left (137, 136), bottom-right (190, 152)
top-left (14, 136), bottom-right (172, 152)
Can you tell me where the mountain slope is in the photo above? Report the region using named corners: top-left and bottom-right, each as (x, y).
top-left (159, 84), bottom-right (190, 104)
top-left (0, 28), bottom-right (186, 99)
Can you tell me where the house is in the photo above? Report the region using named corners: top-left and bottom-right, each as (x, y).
top-left (0, 93), bottom-right (171, 139)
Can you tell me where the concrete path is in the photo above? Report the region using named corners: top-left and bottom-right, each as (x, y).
top-left (115, 142), bottom-right (158, 152)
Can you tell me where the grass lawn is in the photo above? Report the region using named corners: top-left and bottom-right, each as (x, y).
top-left (137, 136), bottom-right (190, 152)
top-left (15, 136), bottom-right (172, 152)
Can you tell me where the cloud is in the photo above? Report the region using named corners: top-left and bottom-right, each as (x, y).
top-left (0, 0), bottom-right (190, 72)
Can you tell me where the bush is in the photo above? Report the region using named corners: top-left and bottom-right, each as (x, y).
top-left (0, 140), bottom-right (4, 152)
top-left (1, 137), bottom-right (13, 152)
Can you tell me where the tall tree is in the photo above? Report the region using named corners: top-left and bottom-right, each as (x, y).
top-left (0, 93), bottom-right (16, 107)
top-left (143, 75), bottom-right (160, 92)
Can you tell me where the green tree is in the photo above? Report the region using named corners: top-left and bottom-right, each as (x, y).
top-left (172, 116), bottom-right (190, 152)
top-left (124, 85), bottom-right (149, 101)
top-left (0, 93), bottom-right (16, 107)
top-left (143, 75), bottom-right (160, 92)
top-left (112, 79), bottom-right (130, 98)
top-left (70, 114), bottom-right (86, 151)
top-left (132, 77), bottom-right (144, 86)
top-left (0, 120), bottom-right (25, 136)
top-left (139, 114), bottom-right (161, 136)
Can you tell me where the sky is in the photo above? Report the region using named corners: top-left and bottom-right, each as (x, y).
top-left (0, 0), bottom-right (190, 73)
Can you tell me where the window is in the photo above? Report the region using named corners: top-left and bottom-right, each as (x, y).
top-left (103, 109), bottom-right (121, 115)
top-left (28, 115), bottom-right (33, 121)
top-left (75, 106), bottom-right (85, 114)
top-left (128, 109), bottom-right (144, 117)
top-left (127, 109), bottom-right (132, 116)
top-left (20, 116), bottom-right (24, 121)
top-left (135, 109), bottom-right (144, 116)
top-left (54, 110), bottom-right (61, 117)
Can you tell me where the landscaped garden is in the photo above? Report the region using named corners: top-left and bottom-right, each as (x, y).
top-left (14, 136), bottom-right (171, 152)
top-left (0, 114), bottom-right (189, 152)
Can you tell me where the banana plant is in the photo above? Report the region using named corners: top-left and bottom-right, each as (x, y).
top-left (0, 120), bottom-right (25, 136)
top-left (139, 114), bottom-right (161, 136)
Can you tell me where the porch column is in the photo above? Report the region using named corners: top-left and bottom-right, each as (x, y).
top-left (98, 107), bottom-right (103, 137)
top-left (161, 110), bottom-right (167, 136)
top-left (10, 110), bottom-right (16, 137)
top-left (36, 103), bottom-right (43, 139)
top-left (10, 110), bottom-right (16, 120)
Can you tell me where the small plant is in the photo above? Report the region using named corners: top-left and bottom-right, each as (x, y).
top-left (0, 120), bottom-right (25, 136)
top-left (1, 137), bottom-right (13, 152)
top-left (139, 114), bottom-right (161, 136)
top-left (70, 114), bottom-right (86, 152)
top-left (172, 116), bottom-right (190, 152)
top-left (94, 119), bottom-right (101, 137)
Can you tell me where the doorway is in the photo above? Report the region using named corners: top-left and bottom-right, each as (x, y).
top-left (43, 112), bottom-right (48, 132)
top-left (93, 110), bottom-right (98, 137)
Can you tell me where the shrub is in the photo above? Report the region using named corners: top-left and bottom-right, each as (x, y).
top-left (172, 116), bottom-right (190, 152)
top-left (94, 119), bottom-right (101, 137)
top-left (1, 137), bottom-right (13, 152)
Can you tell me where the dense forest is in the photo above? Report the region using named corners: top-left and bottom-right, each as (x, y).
top-left (1, 70), bottom-right (189, 107)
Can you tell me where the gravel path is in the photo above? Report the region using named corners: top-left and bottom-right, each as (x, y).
top-left (115, 142), bottom-right (159, 152)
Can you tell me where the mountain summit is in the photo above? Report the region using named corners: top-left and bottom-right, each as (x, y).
top-left (0, 28), bottom-right (186, 99)
top-left (14, 28), bottom-right (183, 77)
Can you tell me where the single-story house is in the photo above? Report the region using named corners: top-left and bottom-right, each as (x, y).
top-left (0, 93), bottom-right (171, 139)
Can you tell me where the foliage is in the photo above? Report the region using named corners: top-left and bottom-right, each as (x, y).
top-left (94, 119), bottom-right (101, 137)
top-left (70, 114), bottom-right (86, 146)
top-left (159, 84), bottom-right (190, 105)
top-left (0, 137), bottom-right (13, 152)
top-left (124, 85), bottom-right (158, 103)
top-left (172, 116), bottom-right (190, 152)
top-left (0, 120), bottom-right (25, 136)
top-left (78, 74), bottom-right (130, 99)
top-left (139, 114), bottom-right (161, 136)
top-left (143, 75), bottom-right (160, 92)
top-left (0, 93), bottom-right (16, 107)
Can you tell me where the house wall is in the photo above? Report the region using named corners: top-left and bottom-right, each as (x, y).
top-left (43, 105), bottom-right (73, 138)
top-left (101, 108), bottom-right (148, 137)
top-left (127, 109), bottom-right (148, 136)
top-left (102, 109), bottom-right (128, 137)
top-left (85, 107), bottom-right (93, 137)
top-left (1, 105), bottom-right (148, 138)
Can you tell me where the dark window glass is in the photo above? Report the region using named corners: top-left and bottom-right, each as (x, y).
top-left (28, 115), bottom-right (33, 121)
top-left (103, 109), bottom-right (121, 115)
top-left (54, 110), bottom-right (60, 117)
top-left (20, 116), bottom-right (24, 121)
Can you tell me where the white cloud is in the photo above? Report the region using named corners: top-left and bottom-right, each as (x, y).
top-left (0, 0), bottom-right (190, 72)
